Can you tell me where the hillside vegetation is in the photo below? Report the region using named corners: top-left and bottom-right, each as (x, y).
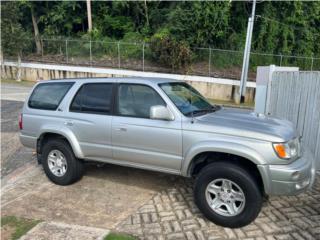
top-left (1, 1), bottom-right (319, 76)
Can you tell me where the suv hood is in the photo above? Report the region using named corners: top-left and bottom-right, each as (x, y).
top-left (194, 108), bottom-right (297, 142)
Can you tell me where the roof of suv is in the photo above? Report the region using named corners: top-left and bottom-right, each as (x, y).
top-left (39, 77), bottom-right (180, 84)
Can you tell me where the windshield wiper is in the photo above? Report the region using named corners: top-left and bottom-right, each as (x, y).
top-left (186, 106), bottom-right (219, 117)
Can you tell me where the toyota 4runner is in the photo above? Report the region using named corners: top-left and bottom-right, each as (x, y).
top-left (20, 77), bottom-right (316, 228)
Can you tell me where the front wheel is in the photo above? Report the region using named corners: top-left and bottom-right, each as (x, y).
top-left (194, 162), bottom-right (262, 228)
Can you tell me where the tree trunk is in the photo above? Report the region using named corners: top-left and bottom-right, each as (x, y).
top-left (86, 0), bottom-right (92, 32)
top-left (16, 54), bottom-right (21, 82)
top-left (31, 8), bottom-right (42, 55)
top-left (144, 0), bottom-right (149, 27)
top-left (0, 49), bottom-right (3, 65)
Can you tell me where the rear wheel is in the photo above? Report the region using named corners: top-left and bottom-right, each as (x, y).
top-left (42, 139), bottom-right (84, 185)
top-left (194, 162), bottom-right (262, 228)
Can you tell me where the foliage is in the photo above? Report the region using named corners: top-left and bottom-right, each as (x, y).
top-left (253, 1), bottom-right (320, 57)
top-left (167, 2), bottom-right (231, 48)
top-left (1, 1), bottom-right (319, 70)
top-left (150, 32), bottom-right (192, 70)
top-left (104, 232), bottom-right (137, 240)
top-left (1, 216), bottom-right (41, 240)
top-left (0, 1), bottom-right (31, 57)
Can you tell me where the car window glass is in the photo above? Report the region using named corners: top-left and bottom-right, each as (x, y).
top-left (118, 84), bottom-right (165, 118)
top-left (28, 82), bottom-right (74, 110)
top-left (160, 82), bottom-right (212, 115)
top-left (70, 83), bottom-right (113, 114)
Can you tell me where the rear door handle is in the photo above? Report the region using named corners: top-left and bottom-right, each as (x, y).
top-left (115, 127), bottom-right (127, 132)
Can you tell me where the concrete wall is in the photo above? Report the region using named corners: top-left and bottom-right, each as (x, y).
top-left (1, 63), bottom-right (255, 102)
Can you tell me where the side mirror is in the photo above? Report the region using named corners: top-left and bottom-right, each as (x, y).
top-left (150, 105), bottom-right (174, 121)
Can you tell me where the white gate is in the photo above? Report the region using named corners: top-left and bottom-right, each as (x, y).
top-left (267, 71), bottom-right (320, 169)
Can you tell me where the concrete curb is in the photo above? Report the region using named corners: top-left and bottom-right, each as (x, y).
top-left (19, 221), bottom-right (110, 240)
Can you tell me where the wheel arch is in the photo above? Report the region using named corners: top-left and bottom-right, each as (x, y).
top-left (182, 142), bottom-right (266, 194)
top-left (37, 128), bottom-right (83, 160)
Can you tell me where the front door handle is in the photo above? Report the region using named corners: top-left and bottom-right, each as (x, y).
top-left (115, 127), bottom-right (127, 132)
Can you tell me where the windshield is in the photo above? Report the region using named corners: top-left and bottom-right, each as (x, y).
top-left (159, 82), bottom-right (219, 116)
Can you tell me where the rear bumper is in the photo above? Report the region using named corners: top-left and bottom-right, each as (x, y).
top-left (20, 133), bottom-right (37, 149)
top-left (258, 148), bottom-right (316, 196)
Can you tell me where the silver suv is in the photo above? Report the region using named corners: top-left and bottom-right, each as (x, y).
top-left (20, 78), bottom-right (316, 228)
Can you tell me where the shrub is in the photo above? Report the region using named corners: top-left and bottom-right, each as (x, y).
top-left (149, 33), bottom-right (192, 71)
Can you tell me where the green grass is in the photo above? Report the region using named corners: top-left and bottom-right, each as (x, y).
top-left (1, 216), bottom-right (41, 240)
top-left (105, 232), bottom-right (137, 240)
top-left (0, 78), bottom-right (36, 86)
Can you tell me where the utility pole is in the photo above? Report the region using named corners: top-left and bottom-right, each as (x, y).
top-left (86, 0), bottom-right (92, 32)
top-left (238, 0), bottom-right (257, 103)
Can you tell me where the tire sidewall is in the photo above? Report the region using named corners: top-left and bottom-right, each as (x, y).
top-left (42, 139), bottom-right (79, 185)
top-left (194, 163), bottom-right (262, 228)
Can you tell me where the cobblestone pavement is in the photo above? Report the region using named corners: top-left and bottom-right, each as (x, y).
top-left (116, 175), bottom-right (320, 240)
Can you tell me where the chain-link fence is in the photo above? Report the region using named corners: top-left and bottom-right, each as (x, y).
top-left (3, 38), bottom-right (319, 80)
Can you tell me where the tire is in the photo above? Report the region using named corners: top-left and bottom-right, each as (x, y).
top-left (194, 162), bottom-right (262, 228)
top-left (42, 139), bottom-right (84, 185)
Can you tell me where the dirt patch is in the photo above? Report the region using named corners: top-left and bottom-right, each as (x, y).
top-left (1, 225), bottom-right (16, 240)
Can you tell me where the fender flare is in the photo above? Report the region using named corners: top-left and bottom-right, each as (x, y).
top-left (181, 140), bottom-right (265, 176)
top-left (37, 125), bottom-right (84, 159)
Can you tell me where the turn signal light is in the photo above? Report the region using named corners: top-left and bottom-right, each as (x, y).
top-left (273, 144), bottom-right (288, 158)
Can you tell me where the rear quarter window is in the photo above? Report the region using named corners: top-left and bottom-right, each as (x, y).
top-left (28, 82), bottom-right (74, 110)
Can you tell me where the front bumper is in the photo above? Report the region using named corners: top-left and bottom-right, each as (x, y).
top-left (258, 148), bottom-right (316, 196)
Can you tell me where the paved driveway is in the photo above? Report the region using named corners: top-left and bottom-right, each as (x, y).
top-left (1, 81), bottom-right (176, 231)
top-left (1, 83), bottom-right (34, 177)
top-left (1, 81), bottom-right (320, 240)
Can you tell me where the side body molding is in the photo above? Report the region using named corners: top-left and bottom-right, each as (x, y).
top-left (181, 141), bottom-right (266, 177)
top-left (38, 125), bottom-right (84, 159)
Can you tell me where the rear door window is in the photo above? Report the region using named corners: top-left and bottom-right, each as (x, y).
top-left (28, 82), bottom-right (74, 110)
top-left (70, 83), bottom-right (113, 114)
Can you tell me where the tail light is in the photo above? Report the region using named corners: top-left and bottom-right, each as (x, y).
top-left (19, 113), bottom-right (23, 130)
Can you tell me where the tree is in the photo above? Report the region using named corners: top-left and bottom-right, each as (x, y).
top-left (1, 1), bottom-right (28, 56)
top-left (1, 0), bottom-right (319, 67)
top-left (1, 1), bottom-right (29, 80)
top-left (30, 6), bottom-right (42, 54)
top-left (167, 2), bottom-right (231, 47)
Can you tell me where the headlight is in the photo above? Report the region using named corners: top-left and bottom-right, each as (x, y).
top-left (273, 137), bottom-right (301, 159)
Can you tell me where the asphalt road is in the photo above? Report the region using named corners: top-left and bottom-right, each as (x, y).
top-left (1, 82), bottom-right (32, 101)
top-left (1, 82), bottom-right (34, 177)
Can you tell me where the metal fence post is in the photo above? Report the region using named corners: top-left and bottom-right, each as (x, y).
top-left (117, 41), bottom-right (121, 69)
top-left (209, 47), bottom-right (211, 77)
top-left (142, 42), bottom-right (145, 71)
top-left (311, 57), bottom-right (314, 71)
top-left (89, 40), bottom-right (92, 66)
top-left (41, 37), bottom-right (44, 59)
top-left (280, 54), bottom-right (283, 66)
top-left (65, 39), bottom-right (68, 63)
